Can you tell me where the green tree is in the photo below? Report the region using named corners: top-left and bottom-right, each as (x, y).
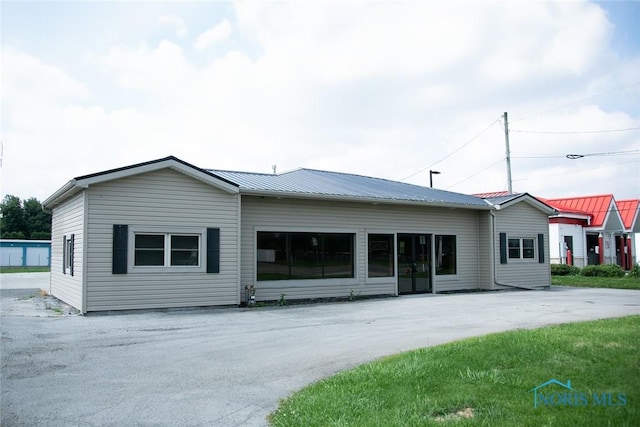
top-left (23, 197), bottom-right (51, 239)
top-left (0, 195), bottom-right (51, 239)
top-left (1, 195), bottom-right (27, 238)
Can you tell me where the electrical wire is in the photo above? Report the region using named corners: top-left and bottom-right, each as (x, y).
top-left (510, 127), bottom-right (640, 135)
top-left (446, 158), bottom-right (504, 190)
top-left (510, 149), bottom-right (640, 160)
top-left (511, 80), bottom-right (640, 123)
top-left (399, 117), bottom-right (501, 182)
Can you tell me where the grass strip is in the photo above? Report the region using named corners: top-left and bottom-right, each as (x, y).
top-left (552, 275), bottom-right (640, 290)
top-left (270, 316), bottom-right (639, 426)
top-left (0, 266), bottom-right (50, 274)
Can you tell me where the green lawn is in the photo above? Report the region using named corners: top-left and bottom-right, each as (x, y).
top-left (0, 266), bottom-right (50, 273)
top-left (270, 316), bottom-right (639, 426)
top-left (552, 275), bottom-right (640, 290)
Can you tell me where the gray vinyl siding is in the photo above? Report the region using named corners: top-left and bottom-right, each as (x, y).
top-left (477, 212), bottom-right (492, 289)
top-left (85, 169), bottom-right (239, 312)
top-left (50, 191), bottom-right (85, 311)
top-left (240, 196), bottom-right (482, 302)
top-left (494, 203), bottom-right (551, 288)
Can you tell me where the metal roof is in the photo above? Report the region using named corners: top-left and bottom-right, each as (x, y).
top-left (475, 192), bottom-right (525, 205)
top-left (616, 199), bottom-right (640, 232)
top-left (210, 168), bottom-right (490, 208)
top-left (543, 194), bottom-right (615, 228)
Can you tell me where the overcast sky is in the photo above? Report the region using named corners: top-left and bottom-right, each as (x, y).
top-left (2, 1), bottom-right (639, 203)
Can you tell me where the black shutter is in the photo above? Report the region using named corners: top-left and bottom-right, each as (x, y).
top-left (499, 233), bottom-right (507, 264)
top-left (69, 234), bottom-right (75, 276)
top-left (112, 225), bottom-right (128, 274)
top-left (62, 235), bottom-right (67, 274)
top-left (538, 233), bottom-right (545, 264)
top-left (207, 228), bottom-right (220, 273)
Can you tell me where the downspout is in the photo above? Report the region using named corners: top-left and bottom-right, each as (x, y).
top-left (490, 210), bottom-right (536, 291)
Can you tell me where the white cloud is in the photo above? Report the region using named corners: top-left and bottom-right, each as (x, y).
top-left (159, 14), bottom-right (187, 38)
top-left (87, 40), bottom-right (194, 95)
top-left (194, 20), bottom-right (232, 50)
top-left (2, 49), bottom-right (89, 103)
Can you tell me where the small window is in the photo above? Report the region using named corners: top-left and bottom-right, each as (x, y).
top-left (436, 235), bottom-right (457, 275)
top-left (522, 238), bottom-right (535, 259)
top-left (63, 234), bottom-right (74, 276)
top-left (508, 237), bottom-right (536, 260)
top-left (368, 234), bottom-right (394, 278)
top-left (171, 235), bottom-right (199, 266)
top-left (508, 238), bottom-right (520, 259)
top-left (135, 234), bottom-right (165, 266)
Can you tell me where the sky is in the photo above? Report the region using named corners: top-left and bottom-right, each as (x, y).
top-left (1, 0), bottom-right (639, 203)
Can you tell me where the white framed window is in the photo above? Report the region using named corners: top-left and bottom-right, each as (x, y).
top-left (508, 237), bottom-right (536, 260)
top-left (63, 234), bottom-right (74, 276)
top-left (128, 226), bottom-right (205, 273)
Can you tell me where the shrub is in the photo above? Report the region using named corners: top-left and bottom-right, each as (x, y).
top-left (581, 264), bottom-right (625, 278)
top-left (628, 264), bottom-right (640, 279)
top-left (551, 264), bottom-right (580, 276)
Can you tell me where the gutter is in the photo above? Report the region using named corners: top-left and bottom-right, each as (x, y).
top-left (240, 190), bottom-right (493, 211)
top-left (42, 180), bottom-right (78, 211)
top-left (489, 210), bottom-right (537, 291)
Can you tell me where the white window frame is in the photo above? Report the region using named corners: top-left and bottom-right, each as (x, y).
top-left (508, 237), bottom-right (537, 261)
top-left (128, 226), bottom-right (206, 273)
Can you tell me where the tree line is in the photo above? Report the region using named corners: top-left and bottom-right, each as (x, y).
top-left (0, 195), bottom-right (52, 240)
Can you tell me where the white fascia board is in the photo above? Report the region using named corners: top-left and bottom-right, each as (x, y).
top-left (495, 194), bottom-right (556, 215)
top-left (239, 190), bottom-right (493, 210)
top-left (551, 212), bottom-right (591, 220)
top-left (76, 160), bottom-right (239, 194)
top-left (42, 180), bottom-right (82, 209)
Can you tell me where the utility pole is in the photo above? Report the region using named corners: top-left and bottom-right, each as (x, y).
top-left (503, 112), bottom-right (513, 194)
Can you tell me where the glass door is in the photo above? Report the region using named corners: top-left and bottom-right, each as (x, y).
top-left (397, 234), bottom-right (431, 294)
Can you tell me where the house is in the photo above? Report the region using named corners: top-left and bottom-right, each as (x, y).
top-left (542, 195), bottom-right (638, 269)
top-left (43, 156), bottom-right (555, 313)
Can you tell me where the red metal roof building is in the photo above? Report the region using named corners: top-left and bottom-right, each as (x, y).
top-left (543, 195), bottom-right (636, 269)
top-left (475, 192), bottom-right (639, 269)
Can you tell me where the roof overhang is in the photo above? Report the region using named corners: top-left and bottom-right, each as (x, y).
top-left (486, 193), bottom-right (557, 215)
top-left (240, 189), bottom-right (494, 210)
top-left (43, 156), bottom-right (239, 209)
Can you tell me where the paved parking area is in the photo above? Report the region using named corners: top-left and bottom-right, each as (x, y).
top-left (2, 274), bottom-right (639, 426)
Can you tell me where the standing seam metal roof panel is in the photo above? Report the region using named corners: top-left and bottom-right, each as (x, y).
top-left (210, 168), bottom-right (489, 208)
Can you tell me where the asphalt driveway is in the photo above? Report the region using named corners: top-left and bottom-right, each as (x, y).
top-left (2, 274), bottom-right (639, 426)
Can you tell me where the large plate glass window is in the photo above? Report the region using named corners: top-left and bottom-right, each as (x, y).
top-left (257, 232), bottom-right (355, 281)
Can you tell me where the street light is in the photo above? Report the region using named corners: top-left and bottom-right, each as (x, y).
top-left (429, 170), bottom-right (441, 188)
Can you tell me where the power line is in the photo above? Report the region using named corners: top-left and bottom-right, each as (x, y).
top-left (510, 126), bottom-right (640, 135)
top-left (511, 79), bottom-right (640, 123)
top-left (512, 149), bottom-right (640, 159)
top-left (565, 149), bottom-right (640, 159)
top-left (446, 158), bottom-right (504, 190)
top-left (399, 117), bottom-right (501, 182)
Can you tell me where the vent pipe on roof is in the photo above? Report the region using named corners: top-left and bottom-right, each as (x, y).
top-left (272, 165), bottom-right (277, 174)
